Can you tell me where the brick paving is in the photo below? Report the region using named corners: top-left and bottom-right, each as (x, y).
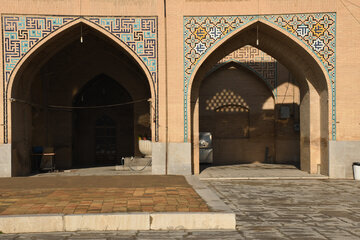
top-left (0, 176), bottom-right (208, 215)
top-left (1, 179), bottom-right (360, 239)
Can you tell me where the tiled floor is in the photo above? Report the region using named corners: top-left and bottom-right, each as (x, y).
top-left (2, 179), bottom-right (360, 239)
top-left (0, 176), bottom-right (209, 215)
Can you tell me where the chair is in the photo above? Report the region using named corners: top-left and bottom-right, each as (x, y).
top-left (39, 147), bottom-right (56, 172)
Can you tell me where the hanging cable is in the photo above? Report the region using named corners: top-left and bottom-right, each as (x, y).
top-left (80, 23), bottom-right (83, 43)
top-left (256, 24), bottom-right (259, 46)
top-left (79, 0), bottom-right (84, 43)
top-left (9, 98), bottom-right (149, 111)
top-left (128, 156), bottom-right (152, 171)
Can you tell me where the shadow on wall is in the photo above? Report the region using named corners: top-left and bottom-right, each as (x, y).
top-left (199, 63), bottom-right (300, 166)
top-left (191, 22), bottom-right (330, 175)
top-left (11, 23), bottom-right (151, 176)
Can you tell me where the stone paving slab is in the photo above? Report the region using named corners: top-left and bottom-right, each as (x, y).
top-left (0, 212), bottom-right (234, 233)
top-left (207, 179), bottom-right (360, 239)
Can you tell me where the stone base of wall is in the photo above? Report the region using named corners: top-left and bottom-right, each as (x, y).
top-left (0, 144), bottom-right (11, 177)
top-left (152, 142), bottom-right (166, 174)
top-left (329, 141), bottom-right (360, 179)
top-left (168, 143), bottom-right (192, 175)
top-left (3, 141), bottom-right (360, 179)
top-left (152, 142), bottom-right (192, 175)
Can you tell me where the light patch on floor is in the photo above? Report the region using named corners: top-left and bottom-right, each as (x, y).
top-left (199, 163), bottom-right (328, 180)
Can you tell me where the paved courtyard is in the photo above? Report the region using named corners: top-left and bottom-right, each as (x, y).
top-left (199, 163), bottom-right (327, 179)
top-left (208, 179), bottom-right (360, 239)
top-left (1, 179), bottom-right (360, 239)
top-left (0, 175), bottom-right (208, 215)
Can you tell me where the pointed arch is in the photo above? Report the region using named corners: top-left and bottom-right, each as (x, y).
top-left (207, 60), bottom-right (277, 99)
top-left (186, 16), bottom-right (332, 175)
top-left (185, 17), bottom-right (334, 142)
top-left (6, 17), bottom-right (156, 143)
top-left (73, 73), bottom-right (133, 107)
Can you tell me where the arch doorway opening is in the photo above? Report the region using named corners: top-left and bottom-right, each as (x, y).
top-left (198, 46), bottom-right (300, 172)
top-left (10, 22), bottom-right (152, 176)
top-left (190, 22), bottom-right (330, 176)
top-left (73, 74), bottom-right (135, 167)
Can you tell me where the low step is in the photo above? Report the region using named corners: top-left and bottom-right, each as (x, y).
top-left (0, 212), bottom-right (236, 233)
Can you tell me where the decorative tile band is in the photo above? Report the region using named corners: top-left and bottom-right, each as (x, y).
top-left (3, 16), bottom-right (76, 82)
top-left (2, 15), bottom-right (158, 142)
top-left (86, 17), bottom-right (157, 84)
top-left (183, 13), bottom-right (336, 141)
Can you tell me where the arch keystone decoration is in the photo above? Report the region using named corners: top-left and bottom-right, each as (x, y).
top-left (1, 14), bottom-right (159, 142)
top-left (183, 13), bottom-right (336, 141)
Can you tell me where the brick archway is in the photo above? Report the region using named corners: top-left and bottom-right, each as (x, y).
top-left (4, 16), bottom-right (158, 145)
top-left (208, 60), bottom-right (277, 99)
top-left (5, 17), bottom-right (157, 176)
top-left (185, 16), bottom-right (334, 175)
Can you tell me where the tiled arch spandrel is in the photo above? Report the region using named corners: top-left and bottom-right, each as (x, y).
top-left (183, 13), bottom-right (336, 141)
top-left (1, 15), bottom-right (159, 142)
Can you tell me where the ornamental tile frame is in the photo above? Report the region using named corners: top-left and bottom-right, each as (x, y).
top-left (183, 13), bottom-right (336, 141)
top-left (1, 15), bottom-right (158, 142)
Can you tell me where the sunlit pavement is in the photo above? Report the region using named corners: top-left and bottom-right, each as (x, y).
top-left (0, 175), bottom-right (208, 215)
top-left (1, 179), bottom-right (360, 239)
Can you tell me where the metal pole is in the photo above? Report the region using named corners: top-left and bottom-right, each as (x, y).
top-left (164, 0), bottom-right (169, 175)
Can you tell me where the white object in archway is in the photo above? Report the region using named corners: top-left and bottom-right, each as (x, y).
top-left (139, 140), bottom-right (152, 157)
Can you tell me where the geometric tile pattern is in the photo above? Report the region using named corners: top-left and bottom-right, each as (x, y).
top-left (216, 45), bottom-right (277, 95)
top-left (264, 14), bottom-right (336, 141)
top-left (1, 15), bottom-right (158, 142)
top-left (184, 13), bottom-right (336, 141)
top-left (2, 15), bottom-right (158, 84)
top-left (2, 16), bottom-right (75, 82)
top-left (86, 17), bottom-right (158, 84)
